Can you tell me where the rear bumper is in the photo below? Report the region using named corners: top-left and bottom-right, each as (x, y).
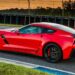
top-left (70, 48), bottom-right (75, 57)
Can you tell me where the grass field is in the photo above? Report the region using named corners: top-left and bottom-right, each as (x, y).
top-left (0, 62), bottom-right (52, 75)
top-left (0, 23), bottom-right (23, 27)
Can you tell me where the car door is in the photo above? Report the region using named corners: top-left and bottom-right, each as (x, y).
top-left (4, 25), bottom-right (43, 54)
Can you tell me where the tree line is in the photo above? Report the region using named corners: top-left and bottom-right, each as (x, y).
top-left (0, 1), bottom-right (75, 17)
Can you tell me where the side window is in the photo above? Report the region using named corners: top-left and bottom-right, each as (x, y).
top-left (42, 28), bottom-right (55, 33)
top-left (19, 26), bottom-right (30, 34)
top-left (19, 26), bottom-right (42, 34)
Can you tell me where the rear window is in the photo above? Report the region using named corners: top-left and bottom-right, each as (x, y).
top-left (51, 24), bottom-right (75, 34)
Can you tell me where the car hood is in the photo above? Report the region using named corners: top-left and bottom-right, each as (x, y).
top-left (0, 28), bottom-right (17, 32)
top-left (0, 27), bottom-right (18, 35)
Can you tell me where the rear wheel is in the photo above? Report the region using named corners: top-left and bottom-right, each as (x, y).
top-left (43, 43), bottom-right (62, 63)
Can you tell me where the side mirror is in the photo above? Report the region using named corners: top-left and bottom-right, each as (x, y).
top-left (15, 30), bottom-right (20, 35)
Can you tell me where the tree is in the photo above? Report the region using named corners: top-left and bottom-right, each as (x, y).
top-left (63, 0), bottom-right (75, 10)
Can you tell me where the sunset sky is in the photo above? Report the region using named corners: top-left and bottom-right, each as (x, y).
top-left (0, 0), bottom-right (74, 10)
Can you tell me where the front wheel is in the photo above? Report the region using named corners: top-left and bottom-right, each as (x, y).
top-left (43, 43), bottom-right (62, 63)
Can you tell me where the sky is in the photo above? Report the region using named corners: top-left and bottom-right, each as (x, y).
top-left (0, 0), bottom-right (74, 10)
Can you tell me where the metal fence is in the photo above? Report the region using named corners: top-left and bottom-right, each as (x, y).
top-left (0, 0), bottom-right (75, 28)
top-left (0, 14), bottom-right (75, 28)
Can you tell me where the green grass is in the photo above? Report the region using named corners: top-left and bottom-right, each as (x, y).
top-left (0, 23), bottom-right (23, 27)
top-left (0, 62), bottom-right (52, 75)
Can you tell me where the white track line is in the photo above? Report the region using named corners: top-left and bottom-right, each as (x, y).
top-left (0, 57), bottom-right (75, 75)
top-left (0, 57), bottom-right (38, 68)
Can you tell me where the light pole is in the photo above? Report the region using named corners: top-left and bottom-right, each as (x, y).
top-left (27, 0), bottom-right (31, 23)
top-left (52, 0), bottom-right (54, 16)
top-left (62, 0), bottom-right (64, 16)
top-left (27, 0), bottom-right (31, 15)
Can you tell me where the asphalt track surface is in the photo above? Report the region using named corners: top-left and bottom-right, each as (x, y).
top-left (0, 26), bottom-right (75, 73)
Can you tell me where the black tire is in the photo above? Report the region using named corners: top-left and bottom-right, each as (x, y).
top-left (43, 43), bottom-right (62, 63)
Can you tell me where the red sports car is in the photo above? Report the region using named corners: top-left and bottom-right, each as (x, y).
top-left (0, 22), bottom-right (75, 63)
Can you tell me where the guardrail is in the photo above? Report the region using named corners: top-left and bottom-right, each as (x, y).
top-left (0, 14), bottom-right (75, 28)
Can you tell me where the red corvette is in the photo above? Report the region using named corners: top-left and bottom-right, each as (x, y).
top-left (0, 22), bottom-right (75, 63)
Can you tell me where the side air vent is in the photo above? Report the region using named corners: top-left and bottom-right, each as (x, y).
top-left (1, 35), bottom-right (9, 44)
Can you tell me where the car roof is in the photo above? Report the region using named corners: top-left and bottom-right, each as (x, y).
top-left (31, 22), bottom-right (62, 26)
top-left (31, 22), bottom-right (58, 29)
top-left (31, 22), bottom-right (65, 29)
top-left (31, 22), bottom-right (75, 34)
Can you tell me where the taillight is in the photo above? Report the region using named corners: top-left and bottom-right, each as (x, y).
top-left (73, 40), bottom-right (75, 45)
top-left (72, 34), bottom-right (75, 38)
